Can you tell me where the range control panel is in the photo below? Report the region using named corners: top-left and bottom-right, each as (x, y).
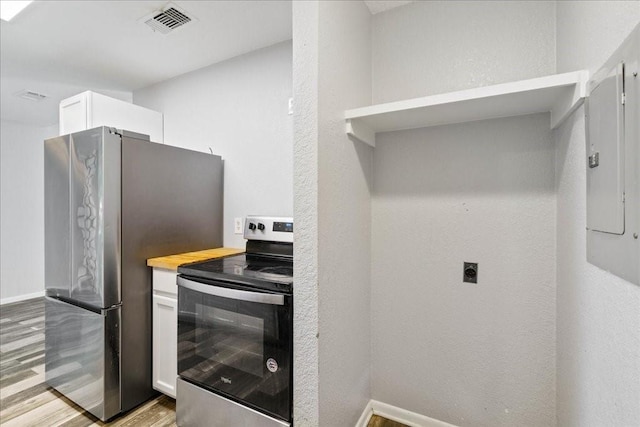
top-left (244, 216), bottom-right (294, 243)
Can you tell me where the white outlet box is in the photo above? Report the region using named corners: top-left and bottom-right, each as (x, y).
top-left (234, 217), bottom-right (244, 234)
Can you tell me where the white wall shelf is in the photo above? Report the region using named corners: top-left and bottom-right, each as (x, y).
top-left (345, 70), bottom-right (589, 147)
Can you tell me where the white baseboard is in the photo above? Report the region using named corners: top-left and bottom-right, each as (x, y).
top-left (356, 400), bottom-right (458, 427)
top-left (355, 400), bottom-right (374, 427)
top-left (0, 291), bottom-right (45, 306)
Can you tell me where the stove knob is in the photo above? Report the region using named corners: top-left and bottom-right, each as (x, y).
top-left (258, 223), bottom-right (265, 231)
top-left (248, 222), bottom-right (257, 230)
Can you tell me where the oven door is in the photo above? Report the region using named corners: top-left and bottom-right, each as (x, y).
top-left (177, 276), bottom-right (292, 422)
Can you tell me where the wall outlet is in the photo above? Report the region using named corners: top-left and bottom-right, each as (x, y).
top-left (463, 262), bottom-right (478, 283)
top-left (234, 217), bottom-right (243, 234)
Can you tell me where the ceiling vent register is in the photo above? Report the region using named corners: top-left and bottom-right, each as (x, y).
top-left (15, 90), bottom-right (48, 101)
top-left (144, 5), bottom-right (192, 34)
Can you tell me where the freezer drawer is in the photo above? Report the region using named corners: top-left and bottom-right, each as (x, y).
top-left (45, 297), bottom-right (121, 421)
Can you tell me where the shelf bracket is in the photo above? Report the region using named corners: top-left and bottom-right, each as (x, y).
top-left (346, 119), bottom-right (375, 147)
top-left (550, 70), bottom-right (589, 129)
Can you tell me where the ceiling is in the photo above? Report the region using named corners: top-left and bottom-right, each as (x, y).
top-left (1, 1), bottom-right (293, 126)
top-left (1, 1), bottom-right (413, 127)
top-left (364, 1), bottom-right (414, 15)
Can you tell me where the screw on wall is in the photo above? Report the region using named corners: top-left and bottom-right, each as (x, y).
top-left (463, 262), bottom-right (478, 283)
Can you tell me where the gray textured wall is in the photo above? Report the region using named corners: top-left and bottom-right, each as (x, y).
top-left (292, 1), bottom-right (373, 425)
top-left (555, 2), bottom-right (640, 426)
top-left (134, 42), bottom-right (293, 249)
top-left (1, 121), bottom-right (57, 302)
top-left (316, 2), bottom-right (373, 426)
top-left (371, 2), bottom-right (557, 426)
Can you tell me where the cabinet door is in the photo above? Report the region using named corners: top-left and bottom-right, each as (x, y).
top-left (59, 91), bottom-right (164, 142)
top-left (59, 92), bottom-right (88, 136)
top-left (91, 92), bottom-right (164, 143)
top-left (152, 294), bottom-right (177, 398)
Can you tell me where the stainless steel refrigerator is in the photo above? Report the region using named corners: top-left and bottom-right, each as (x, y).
top-left (44, 127), bottom-right (223, 421)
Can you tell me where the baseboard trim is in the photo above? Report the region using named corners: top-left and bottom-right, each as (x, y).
top-left (356, 400), bottom-right (458, 427)
top-left (0, 291), bottom-right (45, 306)
top-left (355, 399), bottom-right (374, 427)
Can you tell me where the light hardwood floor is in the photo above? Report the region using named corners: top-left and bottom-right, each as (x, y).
top-left (0, 298), bottom-right (175, 427)
top-left (367, 415), bottom-right (409, 427)
top-left (1, 298), bottom-right (404, 427)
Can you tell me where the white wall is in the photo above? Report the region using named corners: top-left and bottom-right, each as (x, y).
top-left (1, 120), bottom-right (57, 303)
top-left (292, 1), bottom-right (373, 425)
top-left (293, 2), bottom-right (372, 426)
top-left (316, 2), bottom-right (372, 426)
top-left (372, 0), bottom-right (555, 104)
top-left (0, 76), bottom-right (133, 127)
top-left (133, 41), bottom-right (293, 248)
top-left (0, 88), bottom-right (132, 304)
top-left (555, 3), bottom-right (640, 426)
top-left (292, 2), bottom-right (320, 424)
top-left (370, 2), bottom-right (557, 426)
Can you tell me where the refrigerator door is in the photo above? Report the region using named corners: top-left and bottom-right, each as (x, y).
top-left (117, 137), bottom-right (224, 411)
top-left (45, 127), bottom-right (121, 308)
top-left (45, 296), bottom-right (121, 421)
top-left (44, 134), bottom-right (71, 300)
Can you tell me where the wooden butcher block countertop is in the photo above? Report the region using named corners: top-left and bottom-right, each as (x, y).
top-left (147, 247), bottom-right (244, 271)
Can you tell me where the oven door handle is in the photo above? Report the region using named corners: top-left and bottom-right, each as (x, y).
top-left (177, 277), bottom-right (285, 306)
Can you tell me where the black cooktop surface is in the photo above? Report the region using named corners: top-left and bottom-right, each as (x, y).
top-left (178, 253), bottom-right (293, 293)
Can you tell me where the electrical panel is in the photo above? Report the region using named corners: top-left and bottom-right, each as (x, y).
top-left (584, 24), bottom-right (639, 286)
top-left (586, 62), bottom-right (625, 234)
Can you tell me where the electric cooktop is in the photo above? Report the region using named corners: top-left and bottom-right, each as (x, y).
top-left (179, 216), bottom-right (294, 294)
top-left (178, 254), bottom-right (293, 293)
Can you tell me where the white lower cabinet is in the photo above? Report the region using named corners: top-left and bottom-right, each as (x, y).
top-left (152, 269), bottom-right (178, 398)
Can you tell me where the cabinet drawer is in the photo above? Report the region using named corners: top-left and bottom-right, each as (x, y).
top-left (152, 269), bottom-right (177, 296)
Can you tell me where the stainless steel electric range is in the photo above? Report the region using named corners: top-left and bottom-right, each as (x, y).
top-left (176, 216), bottom-right (293, 427)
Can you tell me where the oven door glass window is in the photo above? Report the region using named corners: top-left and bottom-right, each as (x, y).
top-left (178, 279), bottom-right (292, 422)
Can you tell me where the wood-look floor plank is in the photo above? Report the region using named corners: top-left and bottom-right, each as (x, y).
top-left (108, 395), bottom-right (176, 427)
top-left (2, 341), bottom-right (44, 361)
top-left (1, 389), bottom-right (84, 427)
top-left (368, 414), bottom-right (410, 427)
top-left (0, 370), bottom-right (45, 398)
top-left (58, 413), bottom-right (100, 427)
top-left (0, 298), bottom-right (178, 426)
top-left (0, 381), bottom-right (50, 411)
top-left (2, 297), bottom-right (406, 427)
top-left (0, 358), bottom-right (21, 371)
top-left (19, 316), bottom-right (45, 326)
top-left (0, 332), bottom-right (44, 353)
top-left (16, 350), bottom-right (45, 364)
top-left (0, 367), bottom-right (38, 389)
top-left (0, 325), bottom-right (44, 345)
top-left (0, 383), bottom-right (60, 423)
top-left (0, 356), bottom-right (44, 377)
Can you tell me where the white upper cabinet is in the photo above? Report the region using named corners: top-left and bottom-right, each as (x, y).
top-left (59, 91), bottom-right (164, 143)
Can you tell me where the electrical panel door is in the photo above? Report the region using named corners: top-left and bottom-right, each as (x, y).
top-left (586, 62), bottom-right (625, 235)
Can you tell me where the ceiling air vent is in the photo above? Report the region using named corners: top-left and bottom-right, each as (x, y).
top-left (15, 90), bottom-right (48, 101)
top-left (144, 4), bottom-right (192, 34)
